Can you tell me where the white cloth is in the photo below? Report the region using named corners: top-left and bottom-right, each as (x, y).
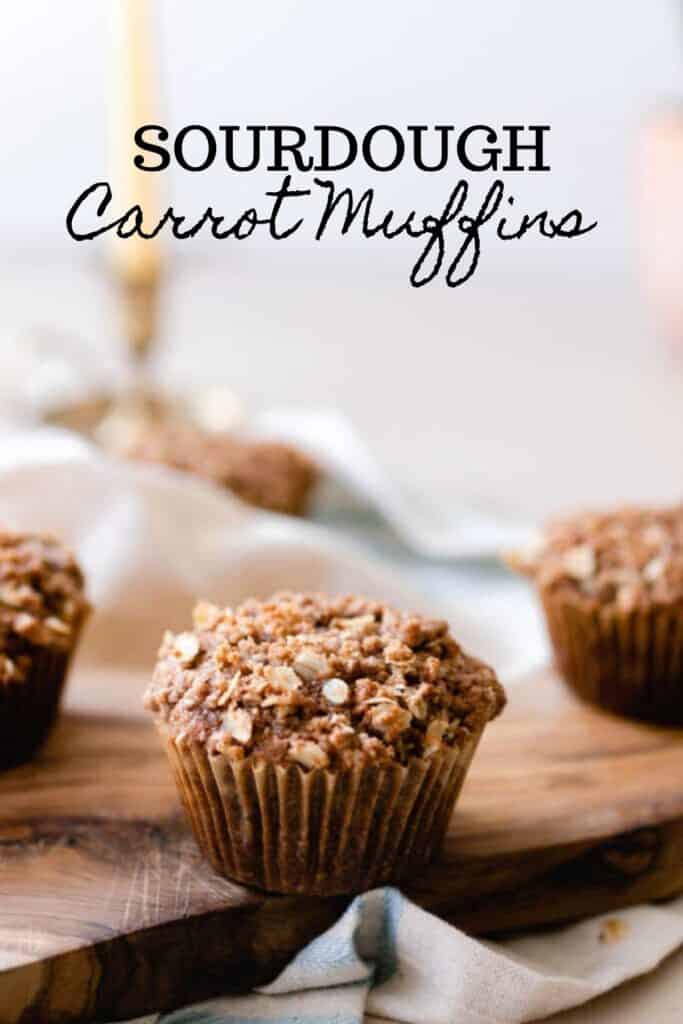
top-left (0, 327), bottom-right (535, 561)
top-left (253, 407), bottom-right (536, 559)
top-left (155, 890), bottom-right (683, 1024)
top-left (0, 429), bottom-right (680, 1024)
top-left (0, 423), bottom-right (548, 679)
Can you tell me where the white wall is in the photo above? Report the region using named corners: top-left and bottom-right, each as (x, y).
top-left (3, 0), bottom-right (682, 277)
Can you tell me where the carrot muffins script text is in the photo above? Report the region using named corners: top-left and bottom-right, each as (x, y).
top-left (66, 123), bottom-right (597, 289)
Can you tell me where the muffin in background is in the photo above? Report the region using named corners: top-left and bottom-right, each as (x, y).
top-left (509, 504), bottom-right (683, 724)
top-left (145, 592), bottom-right (505, 896)
top-left (122, 421), bottom-right (318, 517)
top-left (0, 529), bottom-right (89, 769)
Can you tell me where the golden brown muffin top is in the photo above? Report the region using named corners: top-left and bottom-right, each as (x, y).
top-left (0, 529), bottom-right (89, 684)
top-left (509, 504), bottom-right (683, 609)
top-left (145, 592), bottom-right (505, 769)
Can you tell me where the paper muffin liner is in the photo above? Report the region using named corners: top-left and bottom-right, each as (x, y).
top-left (159, 724), bottom-right (483, 895)
top-left (0, 646), bottom-right (73, 770)
top-left (540, 591), bottom-right (683, 724)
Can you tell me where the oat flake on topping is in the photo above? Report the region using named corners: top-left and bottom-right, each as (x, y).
top-left (145, 592), bottom-right (505, 769)
top-left (508, 504), bottom-right (683, 607)
top-left (0, 528), bottom-right (88, 685)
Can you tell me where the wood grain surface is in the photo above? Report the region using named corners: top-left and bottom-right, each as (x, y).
top-left (1, 666), bottom-right (683, 1023)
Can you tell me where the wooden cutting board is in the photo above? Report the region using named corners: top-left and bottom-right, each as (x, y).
top-left (1, 664), bottom-right (683, 1023)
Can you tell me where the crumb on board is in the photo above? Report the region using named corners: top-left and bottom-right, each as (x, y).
top-left (599, 917), bottom-right (630, 945)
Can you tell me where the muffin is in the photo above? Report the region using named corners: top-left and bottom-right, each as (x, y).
top-left (0, 529), bottom-right (89, 768)
top-left (509, 504), bottom-right (683, 723)
top-left (122, 421), bottom-right (318, 516)
top-left (145, 592), bottom-right (505, 895)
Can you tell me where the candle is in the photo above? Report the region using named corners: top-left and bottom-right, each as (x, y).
top-left (108, 0), bottom-right (163, 361)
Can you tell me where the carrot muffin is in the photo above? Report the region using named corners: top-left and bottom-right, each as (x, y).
top-left (123, 422), bottom-right (318, 516)
top-left (509, 504), bottom-right (683, 723)
top-left (0, 529), bottom-right (89, 768)
top-left (145, 592), bottom-right (505, 895)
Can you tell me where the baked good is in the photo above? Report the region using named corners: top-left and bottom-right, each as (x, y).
top-left (0, 529), bottom-right (89, 768)
top-left (123, 422), bottom-right (317, 516)
top-left (145, 592), bottom-right (505, 895)
top-left (509, 504), bottom-right (683, 723)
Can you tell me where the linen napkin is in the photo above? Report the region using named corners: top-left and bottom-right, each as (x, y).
top-left (252, 406), bottom-right (536, 559)
top-left (156, 889), bottom-right (683, 1024)
top-left (0, 328), bottom-right (534, 560)
top-left (0, 430), bottom-right (680, 1024)
top-left (0, 426), bottom-right (546, 679)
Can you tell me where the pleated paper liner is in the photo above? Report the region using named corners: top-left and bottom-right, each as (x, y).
top-left (541, 592), bottom-right (683, 724)
top-left (0, 647), bottom-right (72, 770)
top-left (160, 724), bottom-right (483, 895)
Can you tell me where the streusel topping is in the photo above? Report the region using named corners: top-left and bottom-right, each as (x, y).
top-left (509, 505), bottom-right (683, 610)
top-left (145, 592), bottom-right (505, 769)
top-left (0, 529), bottom-right (88, 685)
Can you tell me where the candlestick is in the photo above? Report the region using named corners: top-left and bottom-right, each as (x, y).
top-left (109, 0), bottom-right (163, 362)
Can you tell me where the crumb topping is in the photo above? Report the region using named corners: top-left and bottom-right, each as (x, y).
top-left (0, 529), bottom-right (88, 685)
top-left (145, 592), bottom-right (505, 769)
top-left (123, 422), bottom-right (318, 516)
top-left (508, 504), bottom-right (683, 609)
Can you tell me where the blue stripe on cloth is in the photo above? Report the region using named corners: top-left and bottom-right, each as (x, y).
top-left (373, 887), bottom-right (402, 985)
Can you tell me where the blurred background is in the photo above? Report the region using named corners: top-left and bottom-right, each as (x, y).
top-left (1, 0), bottom-right (682, 520)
